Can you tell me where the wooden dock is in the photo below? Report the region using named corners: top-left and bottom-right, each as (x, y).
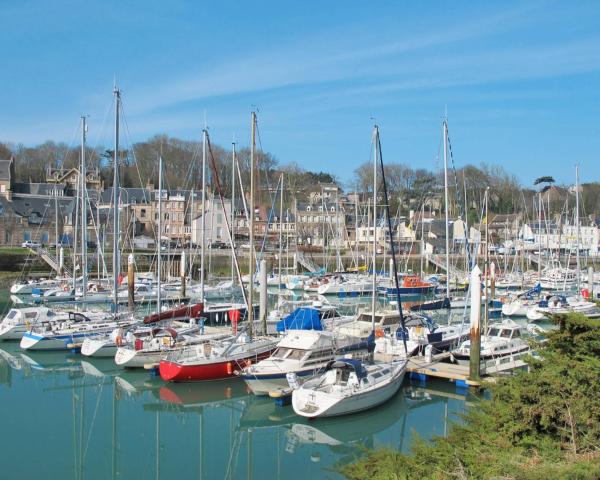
top-left (405, 351), bottom-right (529, 388)
top-left (406, 354), bottom-right (483, 387)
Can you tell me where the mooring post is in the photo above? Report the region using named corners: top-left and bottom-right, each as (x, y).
top-left (59, 246), bottom-right (64, 276)
top-left (588, 266), bottom-right (594, 300)
top-left (127, 253), bottom-right (134, 312)
top-left (469, 264), bottom-right (482, 381)
top-left (180, 250), bottom-right (186, 299)
top-left (259, 259), bottom-right (268, 333)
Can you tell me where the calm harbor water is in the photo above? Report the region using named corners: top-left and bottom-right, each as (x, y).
top-left (0, 292), bottom-right (475, 480)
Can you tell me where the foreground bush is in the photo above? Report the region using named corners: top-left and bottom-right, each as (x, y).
top-left (342, 314), bottom-right (600, 480)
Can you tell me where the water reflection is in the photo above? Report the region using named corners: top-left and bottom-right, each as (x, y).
top-left (0, 343), bottom-right (473, 480)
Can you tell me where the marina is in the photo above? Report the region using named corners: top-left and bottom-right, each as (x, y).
top-left (1, 2), bottom-right (600, 478)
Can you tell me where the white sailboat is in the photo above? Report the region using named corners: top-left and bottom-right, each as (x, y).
top-left (291, 125), bottom-right (407, 418)
top-left (291, 358), bottom-right (406, 418)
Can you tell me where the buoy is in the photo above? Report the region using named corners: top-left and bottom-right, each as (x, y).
top-left (226, 362), bottom-right (233, 375)
top-left (375, 328), bottom-right (384, 338)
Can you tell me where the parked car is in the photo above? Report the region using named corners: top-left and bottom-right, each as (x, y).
top-left (209, 241), bottom-right (229, 250)
top-left (21, 241), bottom-right (40, 248)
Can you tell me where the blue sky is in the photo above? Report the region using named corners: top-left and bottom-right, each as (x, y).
top-left (1, 0), bottom-right (599, 187)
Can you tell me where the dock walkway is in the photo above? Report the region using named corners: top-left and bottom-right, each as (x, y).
top-left (405, 351), bottom-right (529, 388)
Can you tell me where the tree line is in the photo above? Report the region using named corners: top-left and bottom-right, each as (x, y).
top-left (1, 137), bottom-right (598, 219)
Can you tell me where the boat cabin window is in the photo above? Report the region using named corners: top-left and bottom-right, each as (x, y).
top-left (381, 316), bottom-right (400, 327)
top-left (287, 349), bottom-right (307, 361)
top-left (488, 328), bottom-right (500, 337)
top-left (511, 329), bottom-right (520, 338)
top-left (69, 312), bottom-right (90, 323)
top-left (272, 347), bottom-right (291, 359)
top-left (500, 329), bottom-right (512, 338)
top-left (25, 312), bottom-right (38, 319)
top-left (336, 368), bottom-right (351, 384)
top-left (320, 309), bottom-right (340, 320)
top-left (6, 310), bottom-right (17, 319)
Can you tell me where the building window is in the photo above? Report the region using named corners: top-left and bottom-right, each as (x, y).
top-left (141, 209), bottom-right (146, 218)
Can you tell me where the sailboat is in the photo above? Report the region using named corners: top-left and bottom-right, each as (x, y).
top-left (158, 113), bottom-right (278, 382)
top-left (525, 166), bottom-right (599, 320)
top-left (291, 125), bottom-right (406, 418)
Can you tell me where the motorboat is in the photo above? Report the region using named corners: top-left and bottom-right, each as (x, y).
top-left (290, 358), bottom-right (406, 418)
top-left (452, 320), bottom-right (530, 366)
top-left (372, 312), bottom-right (470, 360)
top-left (241, 328), bottom-right (374, 396)
top-left (159, 331), bottom-right (278, 382)
top-left (0, 307), bottom-right (65, 340)
top-left (378, 275), bottom-right (436, 296)
top-left (526, 295), bottom-right (600, 321)
top-left (20, 312), bottom-right (137, 351)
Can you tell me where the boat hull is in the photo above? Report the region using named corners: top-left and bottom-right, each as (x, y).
top-left (292, 369), bottom-right (405, 418)
top-left (242, 368), bottom-right (318, 396)
top-left (160, 349), bottom-right (274, 382)
top-left (20, 332), bottom-right (83, 351)
top-left (115, 347), bottom-right (165, 368)
top-left (0, 325), bottom-right (27, 341)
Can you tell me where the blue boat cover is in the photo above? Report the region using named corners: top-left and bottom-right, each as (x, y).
top-left (329, 358), bottom-right (368, 379)
top-left (276, 307), bottom-right (323, 332)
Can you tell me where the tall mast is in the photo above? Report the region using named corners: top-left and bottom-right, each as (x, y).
top-left (278, 173), bottom-right (284, 294)
top-left (538, 190), bottom-right (542, 281)
top-left (420, 202), bottom-right (425, 276)
top-left (81, 116), bottom-right (88, 303)
top-left (575, 164), bottom-right (581, 298)
top-left (443, 119), bottom-right (450, 299)
top-left (200, 129), bottom-right (207, 300)
top-left (484, 188), bottom-right (490, 334)
top-left (157, 155), bottom-right (163, 309)
top-left (112, 86), bottom-right (121, 314)
top-left (248, 112), bottom-right (256, 337)
top-left (371, 125), bottom-right (378, 331)
top-left (231, 142), bottom-right (236, 283)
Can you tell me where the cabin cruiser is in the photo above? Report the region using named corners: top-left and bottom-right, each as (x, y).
top-left (0, 307), bottom-right (64, 340)
top-left (539, 267), bottom-right (578, 290)
top-left (241, 328), bottom-right (374, 396)
top-left (526, 295), bottom-right (600, 321)
top-left (452, 320), bottom-right (530, 366)
top-left (20, 312), bottom-right (137, 351)
top-left (290, 358), bottom-right (406, 418)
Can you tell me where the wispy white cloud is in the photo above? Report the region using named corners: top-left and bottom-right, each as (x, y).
top-left (117, 1), bottom-right (599, 122)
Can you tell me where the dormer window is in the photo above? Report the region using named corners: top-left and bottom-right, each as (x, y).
top-left (306, 206), bottom-right (311, 211)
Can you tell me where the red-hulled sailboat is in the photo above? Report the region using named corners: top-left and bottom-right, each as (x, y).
top-left (159, 331), bottom-right (277, 381)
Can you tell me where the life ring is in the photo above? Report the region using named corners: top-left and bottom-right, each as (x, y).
top-left (581, 288), bottom-right (590, 299)
top-left (63, 285), bottom-right (69, 292)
